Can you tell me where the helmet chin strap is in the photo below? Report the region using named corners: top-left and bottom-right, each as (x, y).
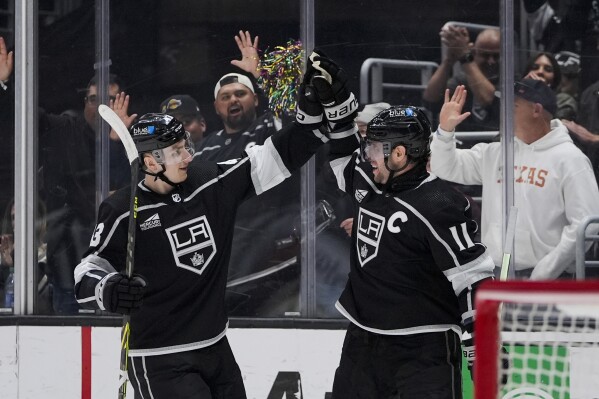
top-left (144, 164), bottom-right (180, 188)
top-left (382, 155), bottom-right (412, 191)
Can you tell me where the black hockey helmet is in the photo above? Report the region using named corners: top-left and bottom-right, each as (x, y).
top-left (366, 105), bottom-right (431, 162)
top-left (130, 113), bottom-right (187, 155)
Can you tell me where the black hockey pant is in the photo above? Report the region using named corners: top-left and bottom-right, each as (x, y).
top-left (128, 337), bottom-right (247, 399)
top-left (331, 324), bottom-right (462, 399)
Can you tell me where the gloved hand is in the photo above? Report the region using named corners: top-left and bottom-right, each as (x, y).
top-left (295, 62), bottom-right (324, 130)
top-left (99, 273), bottom-right (147, 315)
top-left (462, 332), bottom-right (476, 379)
top-left (308, 49), bottom-right (358, 128)
top-left (463, 332), bottom-right (510, 384)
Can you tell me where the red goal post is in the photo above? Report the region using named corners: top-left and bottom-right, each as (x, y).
top-left (474, 280), bottom-right (599, 399)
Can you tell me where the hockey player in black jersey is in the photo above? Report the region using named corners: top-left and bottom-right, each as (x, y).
top-left (308, 51), bottom-right (496, 398)
top-left (73, 69), bottom-right (329, 397)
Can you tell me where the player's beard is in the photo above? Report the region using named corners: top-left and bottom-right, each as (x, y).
top-left (371, 161), bottom-right (390, 184)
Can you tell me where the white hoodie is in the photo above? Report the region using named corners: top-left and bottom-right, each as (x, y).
top-left (431, 119), bottom-right (599, 280)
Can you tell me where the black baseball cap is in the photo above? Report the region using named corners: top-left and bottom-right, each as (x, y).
top-left (160, 95), bottom-right (202, 118)
top-left (514, 78), bottom-right (557, 116)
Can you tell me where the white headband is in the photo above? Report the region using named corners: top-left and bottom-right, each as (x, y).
top-left (214, 73), bottom-right (255, 99)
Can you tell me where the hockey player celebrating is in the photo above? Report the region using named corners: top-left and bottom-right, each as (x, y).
top-left (73, 66), bottom-right (330, 397)
top-left (308, 51), bottom-right (496, 398)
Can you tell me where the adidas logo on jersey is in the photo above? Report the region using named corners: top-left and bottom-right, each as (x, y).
top-left (140, 213), bottom-right (161, 231)
top-left (355, 189), bottom-right (368, 203)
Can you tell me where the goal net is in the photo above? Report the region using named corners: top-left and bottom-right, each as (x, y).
top-left (474, 280), bottom-right (599, 399)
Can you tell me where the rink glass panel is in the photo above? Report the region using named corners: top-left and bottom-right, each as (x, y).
top-left (4, 0), bottom-right (598, 322)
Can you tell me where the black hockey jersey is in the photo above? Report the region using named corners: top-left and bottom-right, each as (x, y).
top-left (74, 123), bottom-right (326, 356)
top-left (195, 111), bottom-right (281, 161)
top-left (329, 127), bottom-right (495, 336)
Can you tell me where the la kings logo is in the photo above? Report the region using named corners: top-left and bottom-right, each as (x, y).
top-left (165, 216), bottom-right (216, 275)
top-left (356, 208), bottom-right (385, 267)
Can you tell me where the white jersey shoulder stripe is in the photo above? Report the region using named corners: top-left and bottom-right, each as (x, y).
top-left (184, 157), bottom-right (250, 202)
top-left (393, 196), bottom-right (461, 267)
top-left (194, 145), bottom-right (222, 157)
top-left (356, 166), bottom-right (383, 194)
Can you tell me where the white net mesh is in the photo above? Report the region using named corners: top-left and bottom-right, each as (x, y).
top-left (478, 284), bottom-right (599, 399)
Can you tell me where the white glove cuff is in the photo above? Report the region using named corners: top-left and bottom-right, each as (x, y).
top-left (324, 93), bottom-right (358, 122)
top-left (296, 109), bottom-right (323, 125)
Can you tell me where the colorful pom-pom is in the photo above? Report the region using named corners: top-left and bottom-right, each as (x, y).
top-left (257, 40), bottom-right (304, 118)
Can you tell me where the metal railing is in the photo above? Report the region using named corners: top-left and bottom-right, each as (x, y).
top-left (576, 215), bottom-right (599, 279)
top-left (359, 58), bottom-right (438, 105)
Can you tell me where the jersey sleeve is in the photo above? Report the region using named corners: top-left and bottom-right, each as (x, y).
top-left (419, 189), bottom-right (495, 331)
top-left (73, 198), bottom-right (128, 311)
top-left (244, 121), bottom-right (329, 194)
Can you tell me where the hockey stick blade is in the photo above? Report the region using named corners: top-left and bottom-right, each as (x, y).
top-left (98, 104), bottom-right (138, 165)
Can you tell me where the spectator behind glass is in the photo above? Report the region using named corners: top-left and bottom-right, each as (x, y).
top-left (431, 81), bottom-right (599, 280)
top-left (194, 31), bottom-right (299, 316)
top-left (355, 102), bottom-right (390, 137)
top-left (423, 26), bottom-right (500, 131)
top-left (554, 52), bottom-right (599, 187)
top-left (195, 30), bottom-right (275, 161)
top-left (522, 51), bottom-right (577, 121)
top-left (160, 94), bottom-right (206, 149)
top-left (0, 38), bottom-right (132, 313)
top-left (523, 0), bottom-right (598, 93)
top-left (0, 199), bottom-right (52, 314)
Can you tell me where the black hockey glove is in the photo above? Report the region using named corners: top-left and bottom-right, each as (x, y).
top-left (462, 332), bottom-right (476, 380)
top-left (463, 332), bottom-right (510, 384)
top-left (100, 273), bottom-right (147, 315)
top-left (295, 62), bottom-right (325, 131)
top-left (309, 49), bottom-right (358, 128)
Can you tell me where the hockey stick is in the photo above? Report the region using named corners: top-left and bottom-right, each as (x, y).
top-left (499, 206), bottom-right (518, 281)
top-left (98, 104), bottom-right (139, 399)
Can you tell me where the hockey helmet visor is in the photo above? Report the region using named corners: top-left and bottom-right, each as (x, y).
top-left (155, 134), bottom-right (194, 165)
top-left (131, 113), bottom-right (195, 164)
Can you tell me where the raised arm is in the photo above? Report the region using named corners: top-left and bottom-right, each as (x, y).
top-left (423, 25), bottom-right (470, 103)
top-left (230, 30), bottom-right (260, 79)
top-left (461, 28), bottom-right (500, 107)
top-left (0, 36), bottom-right (14, 83)
top-left (430, 85), bottom-right (485, 185)
top-left (439, 85), bottom-right (472, 132)
top-left (108, 92), bottom-right (138, 141)
top-left (461, 61), bottom-right (498, 107)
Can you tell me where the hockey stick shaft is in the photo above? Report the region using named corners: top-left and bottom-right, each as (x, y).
top-left (98, 105), bottom-right (139, 399)
top-left (499, 206), bottom-right (518, 281)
